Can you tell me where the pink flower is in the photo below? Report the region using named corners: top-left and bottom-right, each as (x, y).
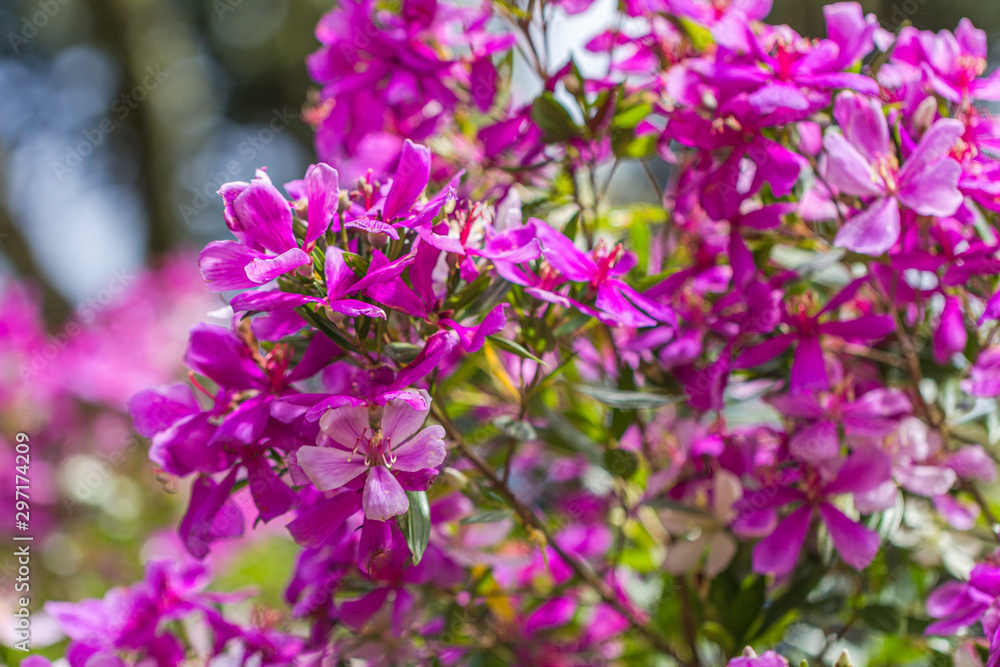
top-left (297, 391), bottom-right (446, 521)
top-left (822, 92), bottom-right (964, 255)
top-left (737, 447), bottom-right (892, 577)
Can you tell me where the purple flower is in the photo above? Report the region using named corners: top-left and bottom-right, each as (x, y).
top-left (700, 5), bottom-right (879, 115)
top-left (46, 559), bottom-right (303, 666)
top-left (927, 563), bottom-right (1000, 640)
top-left (736, 281), bottom-right (896, 393)
top-left (727, 648), bottom-right (789, 667)
top-left (821, 92), bottom-right (964, 255)
top-left (737, 447), bottom-right (892, 577)
top-left (307, 0), bottom-right (512, 179)
top-left (498, 219), bottom-right (675, 328)
top-left (297, 391), bottom-right (446, 520)
top-left (231, 246), bottom-right (415, 319)
top-left (885, 19), bottom-right (1000, 104)
top-left (934, 295), bottom-right (968, 363)
top-left (964, 347), bottom-right (1000, 397)
top-left (200, 164), bottom-right (338, 290)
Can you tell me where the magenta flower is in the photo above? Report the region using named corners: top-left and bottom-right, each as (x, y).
top-left (297, 391), bottom-right (446, 521)
top-left (701, 3), bottom-right (879, 115)
top-left (927, 562), bottom-right (1000, 667)
top-left (934, 295), bottom-right (968, 363)
top-left (200, 164), bottom-right (338, 290)
top-left (307, 0), bottom-right (511, 179)
top-left (497, 219), bottom-right (675, 328)
top-left (668, 98), bottom-right (811, 207)
top-left (46, 559), bottom-right (303, 666)
top-left (735, 280), bottom-right (896, 393)
top-left (770, 386), bottom-right (910, 463)
top-left (231, 246), bottom-right (415, 319)
top-left (963, 347), bottom-right (1000, 397)
top-left (886, 19), bottom-right (1000, 104)
top-left (822, 92), bottom-right (964, 255)
top-left (737, 447), bottom-right (892, 576)
top-left (727, 648), bottom-right (789, 667)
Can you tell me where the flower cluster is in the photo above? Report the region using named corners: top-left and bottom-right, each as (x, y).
top-left (0, 255), bottom-right (213, 602)
top-left (35, 0), bottom-right (1000, 665)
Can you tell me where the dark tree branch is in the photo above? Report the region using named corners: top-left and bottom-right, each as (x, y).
top-left (0, 194), bottom-right (73, 324)
top-left (87, 0), bottom-right (176, 258)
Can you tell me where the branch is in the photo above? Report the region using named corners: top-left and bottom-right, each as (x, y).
top-left (431, 405), bottom-right (682, 660)
top-left (0, 193), bottom-right (72, 324)
top-left (87, 0), bottom-right (176, 258)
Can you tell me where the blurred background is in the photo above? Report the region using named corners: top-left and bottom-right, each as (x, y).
top-left (0, 0), bottom-right (997, 657)
top-left (0, 0), bottom-right (998, 327)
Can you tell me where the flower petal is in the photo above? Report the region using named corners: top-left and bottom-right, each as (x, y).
top-left (392, 425), bottom-right (447, 472)
top-left (383, 139), bottom-right (430, 221)
top-left (245, 248), bottom-right (312, 284)
top-left (819, 502), bottom-right (880, 570)
top-left (305, 162), bottom-right (339, 244)
top-left (822, 131), bottom-right (884, 198)
top-left (752, 505), bottom-right (812, 576)
top-left (285, 491), bottom-right (362, 547)
top-left (318, 404), bottom-right (371, 447)
top-left (362, 466), bottom-right (409, 521)
top-left (199, 240), bottom-right (268, 291)
top-left (898, 158), bottom-right (963, 217)
top-left (833, 196), bottom-right (900, 256)
top-left (296, 446), bottom-right (368, 491)
top-left (233, 175), bottom-right (297, 253)
top-left (381, 391), bottom-right (432, 442)
top-left (790, 335), bottom-right (828, 393)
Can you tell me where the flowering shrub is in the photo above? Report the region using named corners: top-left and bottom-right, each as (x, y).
top-left (23, 0), bottom-right (1000, 666)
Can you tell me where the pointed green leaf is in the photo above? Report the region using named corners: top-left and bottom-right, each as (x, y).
top-left (575, 384), bottom-right (677, 409)
top-left (398, 490), bottom-right (431, 565)
top-left (486, 335), bottom-right (545, 364)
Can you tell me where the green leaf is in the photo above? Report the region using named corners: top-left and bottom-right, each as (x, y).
top-left (460, 510), bottom-right (512, 525)
top-left (493, 415), bottom-right (537, 441)
top-left (342, 252), bottom-right (370, 277)
top-left (384, 342), bottom-right (422, 363)
top-left (445, 271), bottom-right (494, 313)
top-left (611, 125), bottom-right (658, 159)
top-left (574, 384), bottom-right (676, 409)
top-left (553, 312), bottom-right (594, 338)
top-left (699, 621), bottom-right (735, 656)
top-left (726, 577), bottom-right (766, 646)
top-left (487, 335), bottom-right (545, 364)
top-left (294, 306), bottom-right (359, 353)
top-left (604, 448), bottom-right (639, 479)
top-left (755, 557), bottom-right (825, 637)
top-left (631, 219), bottom-right (651, 274)
top-left (563, 211), bottom-right (580, 244)
top-left (531, 93), bottom-right (581, 143)
top-left (677, 16), bottom-right (714, 50)
top-left (612, 101), bottom-right (652, 130)
top-left (467, 279), bottom-right (512, 316)
top-left (643, 497), bottom-right (714, 518)
top-left (538, 408), bottom-right (603, 464)
top-left (859, 604), bottom-right (902, 634)
top-left (398, 490), bottom-right (431, 565)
